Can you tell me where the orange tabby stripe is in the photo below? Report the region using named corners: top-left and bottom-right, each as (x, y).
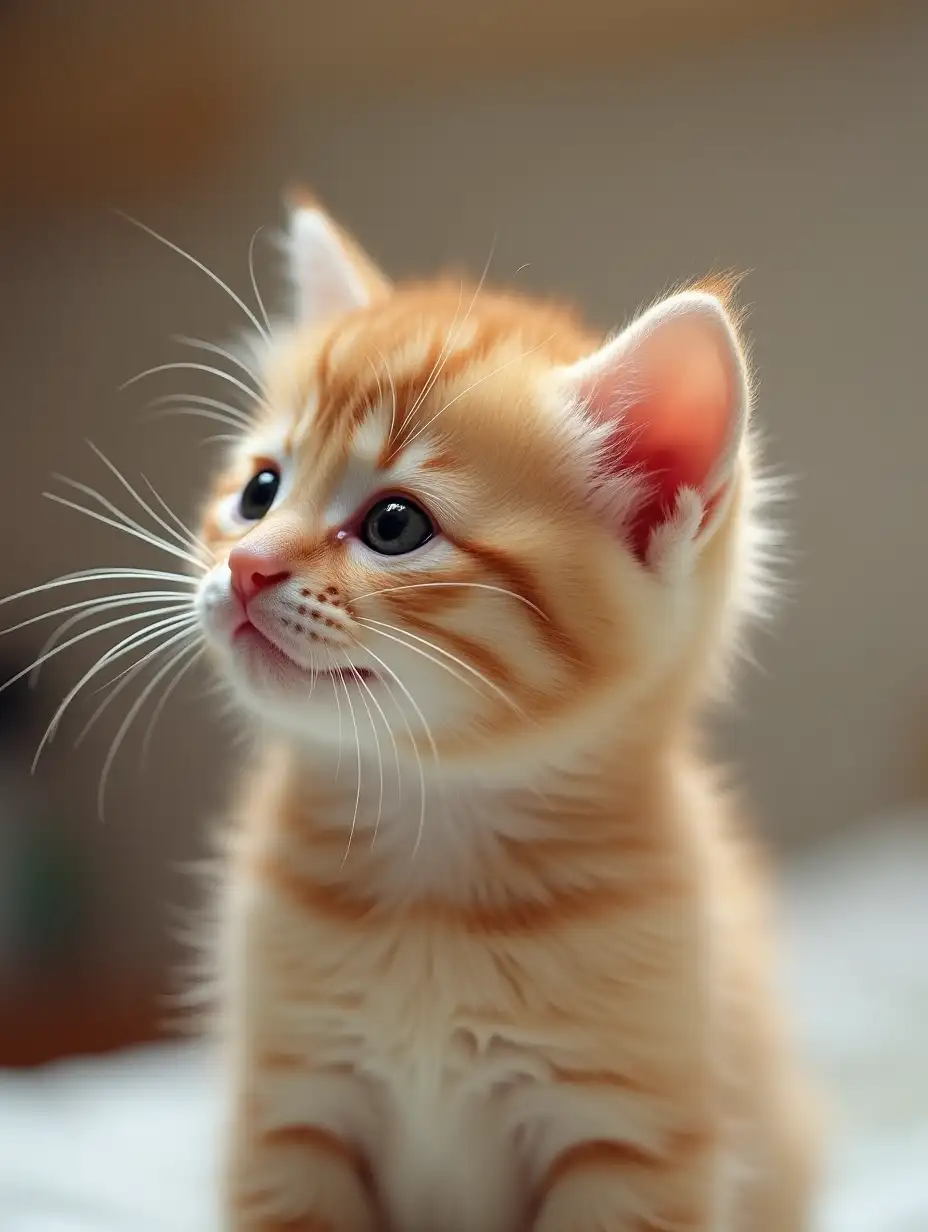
top-left (259, 851), bottom-right (672, 934)
top-left (532, 1130), bottom-right (713, 1221)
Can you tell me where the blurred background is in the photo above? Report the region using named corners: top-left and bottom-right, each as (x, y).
top-left (0, 1), bottom-right (926, 1227)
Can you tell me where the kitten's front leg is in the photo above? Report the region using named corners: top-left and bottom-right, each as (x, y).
top-left (529, 1136), bottom-right (721, 1232)
top-left (223, 1080), bottom-right (380, 1232)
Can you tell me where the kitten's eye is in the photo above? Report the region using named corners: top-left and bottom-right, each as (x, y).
top-left (361, 496), bottom-right (435, 556)
top-left (239, 468), bottom-right (280, 521)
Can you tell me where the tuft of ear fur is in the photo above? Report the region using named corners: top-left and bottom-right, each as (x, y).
top-left (557, 290), bottom-right (750, 566)
top-left (284, 188), bottom-right (391, 327)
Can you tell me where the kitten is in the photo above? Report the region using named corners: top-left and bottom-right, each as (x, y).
top-left (194, 198), bottom-right (818, 1231)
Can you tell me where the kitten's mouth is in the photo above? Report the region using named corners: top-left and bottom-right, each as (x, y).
top-left (232, 621), bottom-right (376, 685)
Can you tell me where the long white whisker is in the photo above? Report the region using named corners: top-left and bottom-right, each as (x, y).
top-left (0, 604), bottom-right (196, 701)
top-left (351, 643), bottom-right (438, 857)
top-left (59, 567), bottom-right (196, 587)
top-left (0, 569), bottom-right (188, 611)
top-left (115, 212), bottom-right (271, 345)
top-left (248, 227), bottom-right (273, 340)
top-left (405, 334), bottom-right (554, 448)
top-left (140, 476), bottom-right (212, 561)
top-left (349, 668), bottom-right (384, 854)
top-left (31, 597), bottom-right (193, 689)
top-left (44, 493), bottom-right (208, 572)
top-left (148, 393), bottom-right (252, 426)
top-left (359, 618), bottom-right (525, 718)
top-left (325, 647), bottom-right (344, 781)
top-left (398, 235), bottom-right (496, 448)
top-left (95, 623), bottom-right (202, 819)
top-left (53, 474), bottom-right (157, 542)
top-left (371, 346), bottom-right (398, 447)
top-left (68, 617), bottom-right (198, 749)
top-left (0, 590), bottom-right (190, 640)
top-left (353, 580), bottom-right (547, 619)
top-left (399, 283), bottom-right (465, 435)
top-left (120, 362), bottom-right (258, 405)
top-left (173, 336), bottom-right (265, 399)
top-left (83, 442), bottom-right (209, 563)
top-left (140, 641), bottom-right (204, 765)
top-left (337, 671), bottom-right (363, 871)
top-left (356, 668), bottom-right (401, 819)
top-left (32, 612), bottom-right (197, 767)
top-left (149, 406), bottom-right (250, 434)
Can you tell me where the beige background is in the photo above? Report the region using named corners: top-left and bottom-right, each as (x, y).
top-left (1, 4), bottom-right (926, 973)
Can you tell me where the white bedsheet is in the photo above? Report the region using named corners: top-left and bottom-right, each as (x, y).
top-left (2, 811), bottom-right (926, 1231)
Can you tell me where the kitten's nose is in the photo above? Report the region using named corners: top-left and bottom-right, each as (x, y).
top-left (228, 544), bottom-right (291, 605)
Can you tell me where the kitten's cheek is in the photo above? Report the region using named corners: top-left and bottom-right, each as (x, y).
top-left (196, 566), bottom-right (244, 647)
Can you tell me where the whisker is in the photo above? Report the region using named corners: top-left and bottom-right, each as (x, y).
top-left (404, 334), bottom-right (554, 448)
top-left (30, 596), bottom-right (193, 689)
top-left (324, 647), bottom-right (344, 781)
top-left (349, 642), bottom-right (438, 857)
top-left (95, 624), bottom-right (202, 819)
top-left (349, 668), bottom-right (384, 854)
top-left (173, 335), bottom-right (265, 399)
top-left (64, 615), bottom-right (198, 749)
top-left (359, 618), bottom-right (525, 718)
top-left (140, 475), bottom-right (212, 561)
top-left (140, 641), bottom-right (204, 765)
top-left (371, 346), bottom-right (398, 448)
top-left (398, 282), bottom-right (465, 438)
top-left (0, 604), bottom-right (197, 702)
top-left (115, 212), bottom-right (271, 346)
top-left (31, 612), bottom-right (197, 767)
top-left (356, 668), bottom-right (402, 822)
top-left (0, 590), bottom-right (190, 640)
top-left (337, 670), bottom-right (363, 870)
top-left (120, 361), bottom-right (259, 406)
top-left (148, 393), bottom-right (252, 427)
top-left (353, 580), bottom-right (547, 619)
top-left (53, 474), bottom-right (158, 542)
top-left (0, 569), bottom-right (185, 611)
top-left (44, 492), bottom-right (209, 572)
top-left (248, 226), bottom-right (274, 340)
top-left (398, 234), bottom-right (496, 448)
top-left (149, 406), bottom-right (250, 435)
top-left (84, 443), bottom-right (210, 563)
top-left (57, 567), bottom-right (197, 587)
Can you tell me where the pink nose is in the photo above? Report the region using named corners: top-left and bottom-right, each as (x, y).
top-left (228, 544), bottom-right (291, 605)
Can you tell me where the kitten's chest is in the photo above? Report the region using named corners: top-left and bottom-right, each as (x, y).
top-left (260, 907), bottom-right (556, 1231)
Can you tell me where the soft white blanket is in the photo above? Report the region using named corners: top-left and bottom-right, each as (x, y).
top-left (1, 811), bottom-right (926, 1231)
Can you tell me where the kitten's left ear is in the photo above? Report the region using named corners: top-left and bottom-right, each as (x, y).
top-left (557, 289), bottom-right (750, 565)
top-left (285, 190), bottom-right (392, 327)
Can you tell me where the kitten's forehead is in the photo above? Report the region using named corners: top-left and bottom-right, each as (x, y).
top-left (223, 283), bottom-right (597, 530)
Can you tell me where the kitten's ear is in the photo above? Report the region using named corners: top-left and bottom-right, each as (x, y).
top-left (558, 289), bottom-right (750, 564)
top-left (285, 191), bottom-right (391, 327)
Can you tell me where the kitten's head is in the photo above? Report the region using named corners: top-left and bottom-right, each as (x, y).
top-left (196, 199), bottom-right (764, 768)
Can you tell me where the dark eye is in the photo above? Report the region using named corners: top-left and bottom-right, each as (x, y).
top-left (239, 468), bottom-right (280, 521)
top-left (361, 496), bottom-right (435, 556)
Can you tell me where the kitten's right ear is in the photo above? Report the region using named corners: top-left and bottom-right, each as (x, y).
top-left (285, 191), bottom-right (391, 327)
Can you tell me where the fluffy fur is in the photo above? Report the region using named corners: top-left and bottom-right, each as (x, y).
top-left (192, 198), bottom-right (818, 1231)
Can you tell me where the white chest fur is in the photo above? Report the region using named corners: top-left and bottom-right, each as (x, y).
top-left (250, 904), bottom-right (547, 1232)
top-left (232, 786), bottom-right (688, 1232)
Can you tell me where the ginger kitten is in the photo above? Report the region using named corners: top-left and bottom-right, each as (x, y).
top-left (191, 200), bottom-right (818, 1231)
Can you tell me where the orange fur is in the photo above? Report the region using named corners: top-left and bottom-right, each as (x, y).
top-left (194, 202), bottom-right (818, 1231)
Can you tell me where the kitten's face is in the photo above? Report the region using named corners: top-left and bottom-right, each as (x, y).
top-left (195, 205), bottom-right (753, 764)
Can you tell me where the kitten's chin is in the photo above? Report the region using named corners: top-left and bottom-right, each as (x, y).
top-left (219, 623), bottom-right (378, 718)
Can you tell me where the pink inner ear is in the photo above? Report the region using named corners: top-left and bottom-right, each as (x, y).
top-left (602, 331), bottom-right (734, 560)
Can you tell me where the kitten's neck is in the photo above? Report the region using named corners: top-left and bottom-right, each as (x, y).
top-left (254, 712), bottom-right (693, 912)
